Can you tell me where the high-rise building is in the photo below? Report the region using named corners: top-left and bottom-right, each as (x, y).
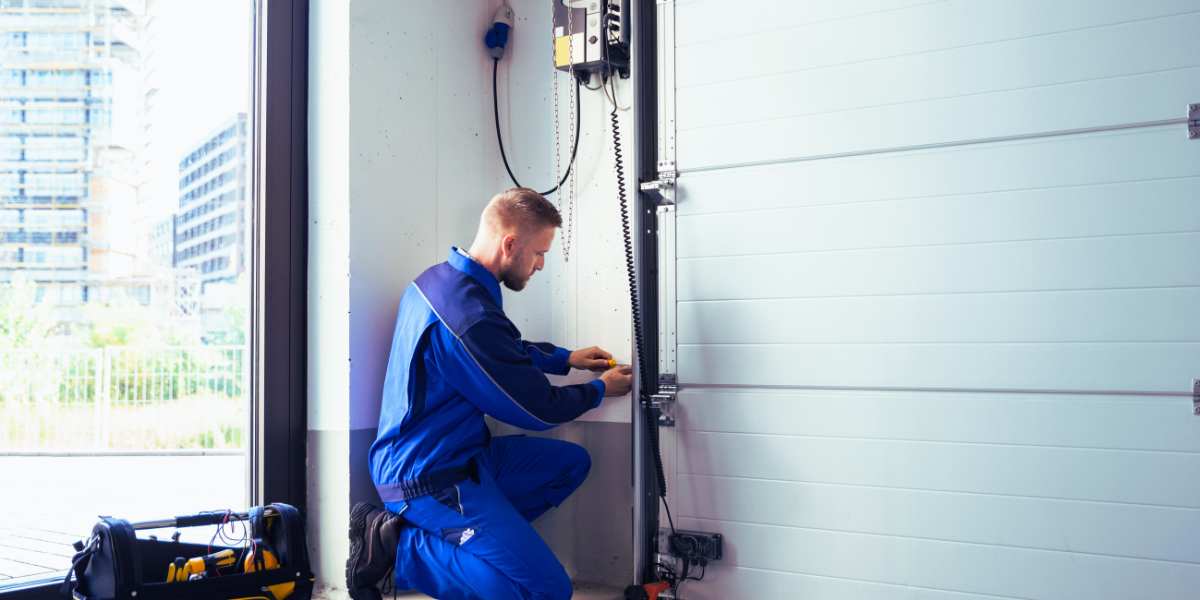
top-left (0, 0), bottom-right (144, 305)
top-left (173, 113), bottom-right (247, 291)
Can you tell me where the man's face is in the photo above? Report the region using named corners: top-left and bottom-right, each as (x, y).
top-left (499, 226), bottom-right (555, 291)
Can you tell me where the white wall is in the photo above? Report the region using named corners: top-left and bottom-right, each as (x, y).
top-left (308, 0), bottom-right (638, 592)
top-left (308, 0), bottom-right (508, 593)
top-left (305, 0), bottom-right (350, 589)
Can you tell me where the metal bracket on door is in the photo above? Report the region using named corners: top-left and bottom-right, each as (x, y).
top-left (650, 374), bottom-right (678, 427)
top-left (652, 374), bottom-right (681, 427)
top-left (1193, 378), bottom-right (1200, 415)
top-left (639, 175), bottom-right (676, 205)
top-left (1190, 104), bottom-right (1200, 140)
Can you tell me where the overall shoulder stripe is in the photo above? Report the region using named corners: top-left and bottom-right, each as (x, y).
top-left (411, 284), bottom-right (553, 429)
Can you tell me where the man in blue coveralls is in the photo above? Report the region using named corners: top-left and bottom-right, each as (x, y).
top-left (346, 187), bottom-right (635, 600)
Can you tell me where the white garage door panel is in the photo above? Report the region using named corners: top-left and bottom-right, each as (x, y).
top-left (677, 178), bottom-right (1200, 259)
top-left (679, 10), bottom-right (1200, 132)
top-left (677, 565), bottom-right (1027, 600)
top-left (677, 518), bottom-right (1200, 600)
top-left (675, 127), bottom-right (1200, 217)
top-left (678, 68), bottom-right (1200, 170)
top-left (680, 289), bottom-right (1200, 345)
top-left (679, 342), bottom-right (1200, 391)
top-left (677, 431), bottom-right (1200, 507)
top-left (664, 1), bottom-right (1200, 597)
top-left (678, 389), bottom-right (1200, 453)
top-left (679, 233), bottom-right (1200, 300)
top-left (677, 474), bottom-right (1197, 563)
top-left (677, 0), bottom-right (1199, 88)
top-left (676, 0), bottom-right (938, 48)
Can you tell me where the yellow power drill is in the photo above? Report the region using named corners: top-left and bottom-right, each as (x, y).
top-left (166, 548), bottom-right (237, 582)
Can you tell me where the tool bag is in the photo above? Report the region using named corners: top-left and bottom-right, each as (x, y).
top-left (62, 503), bottom-right (314, 600)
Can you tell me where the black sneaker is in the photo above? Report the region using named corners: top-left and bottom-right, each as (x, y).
top-left (347, 502), bottom-right (405, 600)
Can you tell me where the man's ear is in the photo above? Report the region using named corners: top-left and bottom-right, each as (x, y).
top-left (501, 233), bottom-right (517, 257)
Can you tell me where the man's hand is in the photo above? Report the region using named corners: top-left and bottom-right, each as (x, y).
top-left (599, 365), bottom-right (634, 397)
top-left (569, 346), bottom-right (614, 372)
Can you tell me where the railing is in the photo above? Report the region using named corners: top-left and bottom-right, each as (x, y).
top-left (0, 346), bottom-right (248, 452)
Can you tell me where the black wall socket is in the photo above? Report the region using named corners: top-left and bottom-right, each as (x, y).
top-left (667, 530), bottom-right (723, 564)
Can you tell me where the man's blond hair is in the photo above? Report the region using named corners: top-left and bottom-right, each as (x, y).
top-left (483, 187), bottom-right (562, 233)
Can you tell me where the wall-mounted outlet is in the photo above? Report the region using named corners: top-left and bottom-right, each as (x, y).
top-left (668, 530), bottom-right (723, 564)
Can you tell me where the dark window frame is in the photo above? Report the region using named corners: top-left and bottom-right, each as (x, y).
top-left (0, 0), bottom-right (308, 597)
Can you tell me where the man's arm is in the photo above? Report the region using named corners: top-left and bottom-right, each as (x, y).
top-left (521, 340), bottom-right (572, 375)
top-left (521, 342), bottom-right (616, 375)
top-left (435, 321), bottom-right (605, 431)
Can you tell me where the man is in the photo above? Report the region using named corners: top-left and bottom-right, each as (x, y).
top-left (347, 188), bottom-right (634, 600)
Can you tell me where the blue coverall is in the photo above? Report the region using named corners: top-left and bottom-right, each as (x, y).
top-left (369, 247), bottom-right (607, 600)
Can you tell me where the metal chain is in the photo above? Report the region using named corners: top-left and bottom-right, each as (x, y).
top-left (551, 14), bottom-right (563, 253)
top-left (562, 4), bottom-right (577, 263)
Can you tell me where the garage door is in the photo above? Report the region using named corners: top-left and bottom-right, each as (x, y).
top-left (660, 1), bottom-right (1200, 598)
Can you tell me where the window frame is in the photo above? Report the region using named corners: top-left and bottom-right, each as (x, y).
top-left (0, 0), bottom-right (308, 596)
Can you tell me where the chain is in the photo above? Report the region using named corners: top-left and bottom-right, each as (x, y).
top-left (562, 4), bottom-right (577, 263)
top-left (550, 10), bottom-right (563, 231)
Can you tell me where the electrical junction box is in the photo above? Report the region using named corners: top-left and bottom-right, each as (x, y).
top-left (553, 0), bottom-right (630, 79)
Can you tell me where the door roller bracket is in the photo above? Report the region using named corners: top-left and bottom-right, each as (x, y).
top-left (649, 374), bottom-right (677, 427)
top-left (639, 175), bottom-right (676, 206)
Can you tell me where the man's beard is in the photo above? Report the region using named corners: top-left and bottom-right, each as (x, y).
top-left (500, 269), bottom-right (528, 291)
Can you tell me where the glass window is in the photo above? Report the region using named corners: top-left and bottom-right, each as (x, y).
top-left (0, 136), bottom-right (20, 160)
top-left (24, 135), bottom-right (86, 161)
top-left (0, 0), bottom-right (258, 592)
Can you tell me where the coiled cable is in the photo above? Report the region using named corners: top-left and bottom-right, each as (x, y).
top-left (610, 77), bottom-right (675, 535)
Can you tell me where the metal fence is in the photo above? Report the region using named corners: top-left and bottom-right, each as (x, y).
top-left (0, 346), bottom-right (247, 451)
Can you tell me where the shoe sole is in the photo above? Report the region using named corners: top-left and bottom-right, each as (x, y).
top-left (347, 502), bottom-right (382, 600)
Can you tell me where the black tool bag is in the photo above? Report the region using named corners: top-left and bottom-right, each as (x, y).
top-left (62, 503), bottom-right (314, 600)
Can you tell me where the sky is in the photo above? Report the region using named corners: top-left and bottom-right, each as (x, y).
top-left (142, 0), bottom-right (253, 215)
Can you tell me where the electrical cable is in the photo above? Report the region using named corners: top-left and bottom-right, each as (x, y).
top-left (492, 57), bottom-right (582, 196)
top-left (604, 74), bottom-right (631, 112)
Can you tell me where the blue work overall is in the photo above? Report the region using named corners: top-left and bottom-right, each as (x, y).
top-left (369, 248), bottom-right (606, 600)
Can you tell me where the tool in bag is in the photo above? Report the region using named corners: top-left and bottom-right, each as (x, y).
top-left (61, 503), bottom-right (314, 600)
top-left (166, 548), bottom-right (237, 582)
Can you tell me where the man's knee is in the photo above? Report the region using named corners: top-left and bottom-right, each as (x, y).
top-left (562, 441), bottom-right (591, 485)
top-left (491, 551), bottom-right (572, 600)
top-left (548, 567), bottom-right (573, 600)
top-left (531, 561), bottom-right (574, 600)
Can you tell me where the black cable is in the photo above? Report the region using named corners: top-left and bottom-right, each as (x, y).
top-left (611, 74), bottom-right (676, 542)
top-left (492, 57), bottom-right (581, 196)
